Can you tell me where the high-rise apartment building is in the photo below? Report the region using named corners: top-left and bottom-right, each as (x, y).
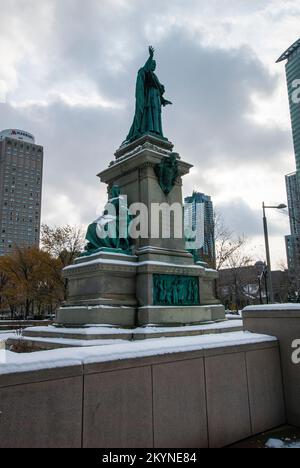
top-left (184, 191), bottom-right (215, 266)
top-left (285, 172), bottom-right (300, 237)
top-left (277, 39), bottom-right (300, 285)
top-left (0, 129), bottom-right (43, 255)
top-left (277, 38), bottom-right (300, 172)
top-left (285, 172), bottom-right (300, 284)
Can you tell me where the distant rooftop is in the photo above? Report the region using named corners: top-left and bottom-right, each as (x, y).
top-left (276, 38), bottom-right (300, 63)
top-left (184, 191), bottom-right (212, 202)
top-left (0, 129), bottom-right (35, 143)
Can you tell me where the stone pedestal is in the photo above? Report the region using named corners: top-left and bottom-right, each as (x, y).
top-left (99, 134), bottom-right (192, 258)
top-left (57, 135), bottom-right (225, 327)
top-left (57, 251), bottom-right (138, 327)
top-left (57, 249), bottom-right (224, 327)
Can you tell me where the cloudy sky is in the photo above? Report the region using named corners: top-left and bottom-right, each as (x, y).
top-left (0, 0), bottom-right (299, 267)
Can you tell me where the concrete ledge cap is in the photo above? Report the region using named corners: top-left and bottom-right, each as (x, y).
top-left (243, 304), bottom-right (300, 318)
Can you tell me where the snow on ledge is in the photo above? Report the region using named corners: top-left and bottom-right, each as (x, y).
top-left (76, 250), bottom-right (137, 260)
top-left (23, 320), bottom-right (242, 336)
top-left (64, 258), bottom-right (207, 271)
top-left (133, 320), bottom-right (243, 334)
top-left (24, 325), bottom-right (132, 335)
top-left (243, 303), bottom-right (300, 312)
top-left (0, 331), bottom-right (276, 376)
top-left (138, 304), bottom-right (222, 309)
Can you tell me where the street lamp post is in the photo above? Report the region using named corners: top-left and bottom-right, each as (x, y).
top-left (262, 202), bottom-right (287, 304)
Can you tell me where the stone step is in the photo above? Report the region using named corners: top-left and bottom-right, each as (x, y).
top-left (6, 336), bottom-right (127, 352)
top-left (7, 320), bottom-right (244, 352)
top-left (23, 320), bottom-right (243, 340)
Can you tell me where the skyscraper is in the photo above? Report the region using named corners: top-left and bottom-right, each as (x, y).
top-left (184, 191), bottom-right (215, 266)
top-left (277, 39), bottom-right (300, 286)
top-left (285, 172), bottom-right (300, 236)
top-left (285, 172), bottom-right (300, 285)
top-left (0, 129), bottom-right (43, 256)
top-left (277, 38), bottom-right (300, 172)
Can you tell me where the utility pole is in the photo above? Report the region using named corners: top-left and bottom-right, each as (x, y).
top-left (262, 202), bottom-right (274, 303)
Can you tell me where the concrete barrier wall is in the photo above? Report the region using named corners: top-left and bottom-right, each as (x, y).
top-left (0, 341), bottom-right (285, 448)
top-left (243, 306), bottom-right (300, 427)
top-left (0, 366), bottom-right (83, 448)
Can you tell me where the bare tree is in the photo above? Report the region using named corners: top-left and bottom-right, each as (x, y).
top-left (41, 224), bottom-right (85, 267)
top-left (211, 212), bottom-right (256, 309)
top-left (277, 259), bottom-right (288, 271)
top-left (41, 224), bottom-right (86, 301)
top-left (225, 249), bottom-right (254, 309)
top-left (276, 258), bottom-right (299, 302)
top-left (214, 211), bottom-right (248, 271)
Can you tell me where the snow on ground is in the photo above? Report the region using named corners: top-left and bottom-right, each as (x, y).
top-left (266, 438), bottom-right (300, 449)
top-left (0, 331), bottom-right (276, 376)
top-left (0, 330), bottom-right (19, 340)
top-left (0, 331), bottom-right (20, 364)
top-left (225, 313), bottom-right (242, 320)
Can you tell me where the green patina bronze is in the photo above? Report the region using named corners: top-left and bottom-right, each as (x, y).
top-left (125, 46), bottom-right (172, 144)
top-left (81, 185), bottom-right (134, 257)
top-left (154, 153), bottom-right (179, 195)
top-left (187, 247), bottom-right (200, 264)
top-left (153, 274), bottom-right (200, 306)
top-left (185, 234), bottom-right (202, 264)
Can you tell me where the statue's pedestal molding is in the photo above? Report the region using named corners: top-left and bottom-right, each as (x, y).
top-left (138, 305), bottom-right (225, 327)
top-left (115, 133), bottom-right (174, 159)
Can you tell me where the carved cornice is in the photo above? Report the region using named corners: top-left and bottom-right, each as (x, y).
top-left (63, 263), bottom-right (137, 279)
top-left (114, 134), bottom-right (174, 159)
top-left (110, 143), bottom-right (175, 168)
top-left (137, 264), bottom-right (205, 276)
